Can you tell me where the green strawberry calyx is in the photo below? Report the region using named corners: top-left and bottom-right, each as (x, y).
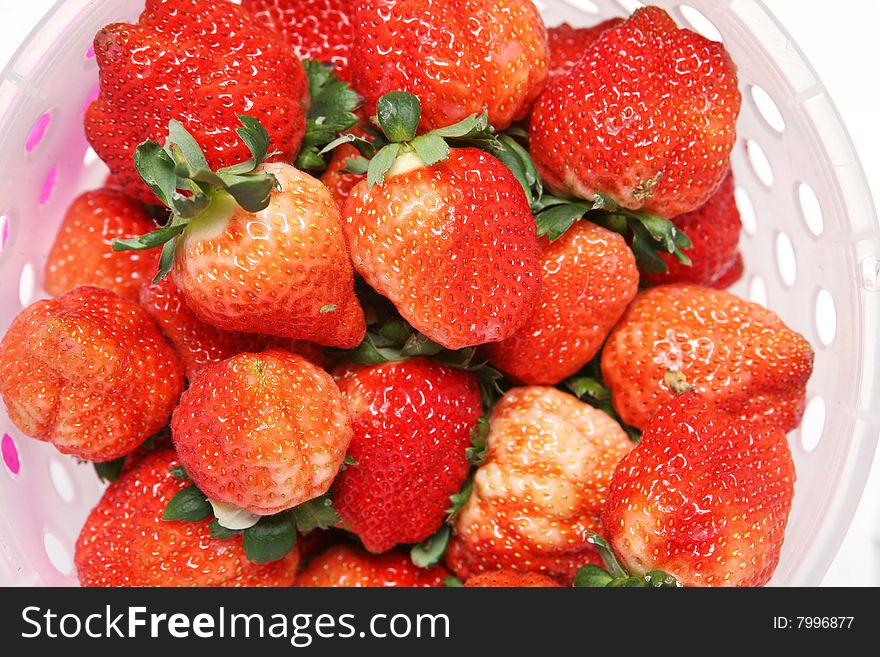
top-left (111, 115), bottom-right (280, 282)
top-left (162, 464), bottom-right (340, 564)
top-left (321, 90), bottom-right (501, 188)
top-left (574, 533), bottom-right (681, 588)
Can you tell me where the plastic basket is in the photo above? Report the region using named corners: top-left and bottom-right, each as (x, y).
top-left (0, 0), bottom-right (878, 586)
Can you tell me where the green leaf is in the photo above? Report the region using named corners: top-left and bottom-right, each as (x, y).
top-left (295, 61), bottom-right (361, 171)
top-left (208, 519), bottom-right (240, 540)
top-left (432, 112), bottom-right (490, 139)
top-left (466, 416), bottom-right (489, 466)
top-left (586, 532), bottom-right (628, 580)
top-left (377, 318), bottom-right (413, 346)
top-left (367, 143), bottom-right (402, 188)
top-left (242, 512), bottom-right (297, 564)
top-left (491, 134), bottom-right (541, 205)
top-left (162, 485), bottom-right (212, 522)
top-left (573, 565), bottom-right (615, 588)
top-left (400, 332), bottom-right (444, 357)
top-left (410, 524), bottom-right (451, 568)
top-left (320, 304), bottom-right (337, 313)
top-left (93, 457), bottom-right (126, 483)
top-left (112, 222), bottom-right (188, 252)
top-left (534, 202), bottom-right (593, 240)
top-left (348, 331), bottom-right (405, 365)
top-left (443, 576), bottom-right (464, 588)
top-left (376, 91), bottom-right (421, 143)
top-left (320, 134), bottom-right (376, 159)
top-left (292, 494), bottom-right (340, 533)
top-left (607, 576), bottom-right (650, 587)
top-left (409, 134), bottom-right (450, 166)
top-left (219, 171), bottom-right (278, 213)
top-left (343, 156), bottom-right (369, 175)
top-left (235, 114), bottom-right (272, 171)
top-left (629, 219), bottom-right (670, 274)
top-left (134, 140), bottom-right (177, 208)
top-left (446, 478), bottom-right (472, 522)
top-left (165, 119), bottom-right (211, 177)
top-left (169, 465), bottom-right (190, 480)
top-left (565, 376), bottom-right (611, 403)
top-left (343, 455), bottom-right (358, 466)
top-left (153, 235), bottom-right (179, 283)
top-left (645, 570), bottom-right (681, 587)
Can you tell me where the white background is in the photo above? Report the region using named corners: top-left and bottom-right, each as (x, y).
top-left (0, 0), bottom-right (877, 585)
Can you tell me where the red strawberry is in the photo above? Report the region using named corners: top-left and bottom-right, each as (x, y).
top-left (546, 19), bottom-right (623, 78)
top-left (172, 349), bottom-right (352, 515)
top-left (447, 387), bottom-right (632, 583)
top-left (139, 276), bottom-right (325, 380)
top-left (344, 148), bottom-right (541, 350)
top-left (319, 122), bottom-right (371, 209)
top-left (76, 448), bottom-right (300, 586)
top-left (483, 221), bottom-right (638, 385)
top-left (0, 287), bottom-right (183, 462)
top-left (465, 571), bottom-right (560, 587)
top-left (44, 189), bottom-right (160, 302)
top-left (642, 171), bottom-right (742, 287)
top-left (351, 0), bottom-right (549, 131)
top-left (86, 0), bottom-right (308, 203)
top-left (332, 358), bottom-right (482, 553)
top-left (601, 285), bottom-right (814, 431)
top-left (530, 7), bottom-right (741, 218)
top-left (242, 0), bottom-right (354, 81)
top-left (297, 544), bottom-right (448, 587)
top-left (603, 392), bottom-right (796, 587)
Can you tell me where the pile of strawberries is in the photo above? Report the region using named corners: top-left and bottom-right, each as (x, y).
top-left (0, 0), bottom-right (814, 588)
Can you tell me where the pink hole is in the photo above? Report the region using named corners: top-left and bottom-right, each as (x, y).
top-left (39, 167), bottom-right (58, 205)
top-left (82, 83), bottom-right (100, 115)
top-left (2, 434), bottom-right (20, 475)
top-left (85, 44), bottom-right (95, 59)
top-left (26, 113), bottom-right (51, 153)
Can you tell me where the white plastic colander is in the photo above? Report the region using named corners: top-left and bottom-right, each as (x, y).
top-left (0, 0), bottom-right (877, 586)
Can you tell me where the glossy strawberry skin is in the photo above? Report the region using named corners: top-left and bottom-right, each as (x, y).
top-left (319, 121), bottom-right (370, 209)
top-left (332, 358), bottom-right (482, 553)
top-left (0, 287), bottom-right (183, 462)
top-left (642, 172), bottom-right (742, 288)
top-left (601, 285), bottom-right (814, 432)
top-left (139, 276), bottom-right (325, 380)
top-left (448, 387), bottom-right (632, 583)
top-left (530, 7), bottom-right (741, 218)
top-left (483, 221), bottom-right (638, 385)
top-left (86, 0), bottom-right (308, 203)
top-left (297, 544), bottom-right (448, 587)
top-left (547, 19), bottom-right (623, 78)
top-left (351, 0), bottom-right (549, 131)
top-left (342, 148), bottom-right (541, 350)
top-left (173, 163), bottom-right (365, 348)
top-left (76, 449), bottom-right (300, 587)
top-left (44, 189), bottom-right (160, 302)
top-left (465, 571), bottom-right (560, 587)
top-left (242, 0), bottom-right (354, 81)
top-left (172, 349), bottom-right (353, 515)
top-left (603, 392), bottom-right (795, 587)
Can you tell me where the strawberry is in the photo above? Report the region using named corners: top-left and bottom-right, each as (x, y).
top-left (0, 287), bottom-right (183, 462)
top-left (351, 0), bottom-right (549, 131)
top-left (242, 0), bottom-right (354, 81)
top-left (642, 171), bottom-right (742, 288)
top-left (331, 358), bottom-right (482, 553)
top-left (85, 0), bottom-right (309, 203)
top-left (319, 122), bottom-right (371, 209)
top-left (340, 93), bottom-right (541, 350)
top-left (447, 387), bottom-right (632, 583)
top-left (44, 188), bottom-right (160, 302)
top-left (601, 285), bottom-right (814, 431)
top-left (171, 349), bottom-right (352, 515)
top-left (603, 392), bottom-right (795, 587)
top-left (76, 448), bottom-right (300, 586)
top-left (530, 7), bottom-right (741, 218)
top-left (297, 544), bottom-right (448, 587)
top-left (465, 571), bottom-right (560, 587)
top-left (546, 19), bottom-right (623, 78)
top-left (139, 276), bottom-right (325, 380)
top-left (115, 117), bottom-right (366, 348)
top-left (482, 221), bottom-right (638, 385)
